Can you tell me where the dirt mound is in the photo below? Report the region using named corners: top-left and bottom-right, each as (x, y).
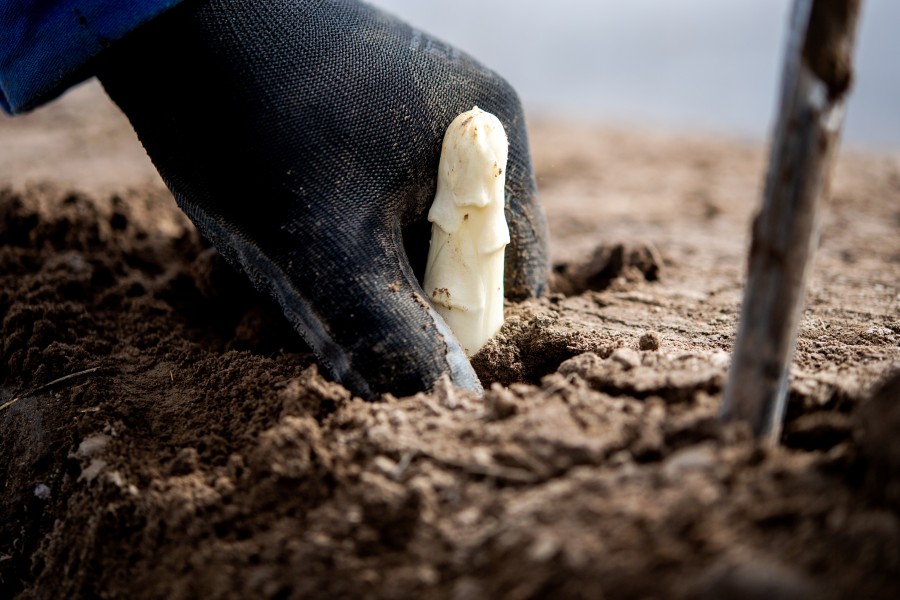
top-left (1, 180), bottom-right (897, 599)
top-left (2, 83), bottom-right (898, 598)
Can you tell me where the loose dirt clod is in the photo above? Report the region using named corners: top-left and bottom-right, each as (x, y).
top-left (551, 241), bottom-right (663, 296)
top-left (639, 331), bottom-right (661, 351)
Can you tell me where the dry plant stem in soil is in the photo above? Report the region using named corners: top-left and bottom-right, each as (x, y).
top-left (723, 0), bottom-right (863, 441)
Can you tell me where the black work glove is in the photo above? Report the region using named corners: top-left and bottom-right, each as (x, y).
top-left (97, 0), bottom-right (549, 399)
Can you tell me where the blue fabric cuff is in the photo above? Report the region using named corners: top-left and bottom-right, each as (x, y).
top-left (0, 0), bottom-right (185, 114)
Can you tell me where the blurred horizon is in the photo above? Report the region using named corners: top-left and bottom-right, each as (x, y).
top-left (369, 0), bottom-right (899, 150)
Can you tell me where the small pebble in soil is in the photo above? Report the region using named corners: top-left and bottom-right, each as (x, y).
top-left (34, 484), bottom-right (51, 500)
top-left (639, 331), bottom-right (661, 351)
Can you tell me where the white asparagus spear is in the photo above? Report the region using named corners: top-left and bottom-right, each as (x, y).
top-left (423, 106), bottom-right (510, 357)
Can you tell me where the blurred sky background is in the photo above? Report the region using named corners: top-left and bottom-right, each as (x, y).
top-left (368, 0), bottom-right (899, 150)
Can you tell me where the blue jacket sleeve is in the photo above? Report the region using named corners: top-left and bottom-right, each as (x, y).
top-left (1, 0), bottom-right (184, 114)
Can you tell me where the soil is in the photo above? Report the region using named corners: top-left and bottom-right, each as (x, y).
top-left (1, 82), bottom-right (898, 600)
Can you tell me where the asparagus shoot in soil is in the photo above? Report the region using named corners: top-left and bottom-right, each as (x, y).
top-left (423, 106), bottom-right (510, 357)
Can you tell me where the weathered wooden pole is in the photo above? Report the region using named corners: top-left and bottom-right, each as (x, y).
top-left (722, 0), bottom-right (863, 441)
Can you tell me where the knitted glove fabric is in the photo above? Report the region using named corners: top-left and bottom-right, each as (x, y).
top-left (98, 0), bottom-right (549, 399)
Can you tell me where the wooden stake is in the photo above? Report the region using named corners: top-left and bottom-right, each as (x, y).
top-left (722, 0), bottom-right (863, 441)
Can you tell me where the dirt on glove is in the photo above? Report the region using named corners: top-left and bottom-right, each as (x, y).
top-left (1, 82), bottom-right (898, 599)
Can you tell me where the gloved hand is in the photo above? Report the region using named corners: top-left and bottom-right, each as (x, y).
top-left (97, 0), bottom-right (549, 399)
